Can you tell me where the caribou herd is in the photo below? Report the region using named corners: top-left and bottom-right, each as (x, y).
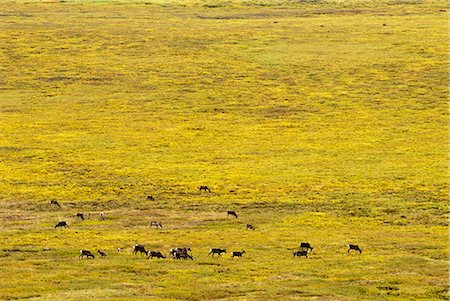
top-left (49, 187), bottom-right (363, 261)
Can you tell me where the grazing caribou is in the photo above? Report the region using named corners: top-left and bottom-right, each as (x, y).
top-left (146, 195), bottom-right (155, 201)
top-left (199, 185), bottom-right (211, 192)
top-left (97, 250), bottom-right (107, 257)
top-left (50, 200), bottom-right (61, 207)
top-left (99, 212), bottom-right (104, 221)
top-left (299, 242), bottom-right (313, 252)
top-left (55, 221), bottom-right (68, 228)
top-left (133, 244), bottom-right (148, 256)
top-left (76, 213), bottom-right (85, 221)
top-left (293, 250), bottom-right (308, 258)
top-left (148, 251), bottom-right (166, 259)
top-left (246, 224), bottom-right (255, 230)
top-left (150, 221), bottom-right (163, 228)
top-left (227, 210), bottom-right (238, 218)
top-left (170, 247), bottom-right (193, 260)
top-left (79, 250), bottom-right (95, 259)
top-left (209, 248), bottom-right (227, 258)
top-left (175, 251), bottom-right (193, 260)
top-left (231, 250), bottom-right (246, 259)
top-left (348, 244), bottom-right (362, 254)
top-left (170, 247), bottom-right (191, 257)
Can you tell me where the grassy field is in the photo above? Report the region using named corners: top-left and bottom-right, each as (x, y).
top-left (0, 0), bottom-right (448, 300)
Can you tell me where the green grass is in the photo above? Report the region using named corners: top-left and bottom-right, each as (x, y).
top-left (0, 0), bottom-right (448, 300)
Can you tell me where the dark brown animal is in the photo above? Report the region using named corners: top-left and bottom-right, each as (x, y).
top-left (293, 250), bottom-right (308, 258)
top-left (209, 248), bottom-right (227, 257)
top-left (55, 221), bottom-right (68, 228)
top-left (97, 250), bottom-right (107, 257)
top-left (199, 185), bottom-right (211, 192)
top-left (146, 195), bottom-right (155, 201)
top-left (300, 242), bottom-right (313, 252)
top-left (50, 200), bottom-right (61, 207)
top-left (231, 250), bottom-right (246, 259)
top-left (133, 244), bottom-right (148, 256)
top-left (227, 210), bottom-right (238, 218)
top-left (148, 251), bottom-right (165, 259)
top-left (76, 213), bottom-right (84, 221)
top-left (348, 244), bottom-right (362, 253)
top-left (79, 250), bottom-right (95, 259)
top-left (246, 224), bottom-right (255, 230)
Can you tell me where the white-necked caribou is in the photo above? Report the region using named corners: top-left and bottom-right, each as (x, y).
top-left (150, 221), bottom-right (163, 228)
top-left (170, 247), bottom-right (193, 260)
top-left (79, 250), bottom-right (95, 259)
top-left (133, 244), bottom-right (148, 256)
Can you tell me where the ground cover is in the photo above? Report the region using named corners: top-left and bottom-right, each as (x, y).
top-left (0, 0), bottom-right (448, 300)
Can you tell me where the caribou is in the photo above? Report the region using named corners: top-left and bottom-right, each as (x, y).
top-left (175, 252), bottom-right (193, 260)
top-left (293, 250), bottom-right (308, 258)
top-left (150, 221), bottom-right (163, 229)
top-left (55, 221), bottom-right (69, 228)
top-left (227, 210), bottom-right (238, 218)
top-left (170, 247), bottom-right (193, 260)
top-left (198, 185), bottom-right (211, 192)
top-left (246, 224), bottom-right (255, 230)
top-left (79, 250), bottom-right (95, 259)
top-left (97, 250), bottom-right (107, 257)
top-left (209, 248), bottom-right (227, 257)
top-left (133, 244), bottom-right (148, 256)
top-left (231, 251), bottom-right (246, 259)
top-left (49, 200), bottom-right (61, 207)
top-left (148, 251), bottom-right (165, 259)
top-left (299, 242), bottom-right (313, 252)
top-left (348, 244), bottom-right (362, 253)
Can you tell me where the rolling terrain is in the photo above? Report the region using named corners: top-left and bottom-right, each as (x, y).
top-left (0, 0), bottom-right (448, 300)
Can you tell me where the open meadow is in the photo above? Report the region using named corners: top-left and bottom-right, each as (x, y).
top-left (0, 0), bottom-right (448, 300)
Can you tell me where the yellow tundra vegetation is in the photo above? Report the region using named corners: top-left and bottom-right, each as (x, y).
top-left (0, 0), bottom-right (448, 300)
